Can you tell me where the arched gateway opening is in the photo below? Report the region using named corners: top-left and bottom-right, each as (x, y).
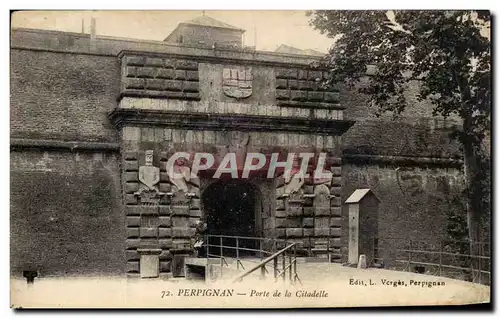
top-left (202, 180), bottom-right (263, 256)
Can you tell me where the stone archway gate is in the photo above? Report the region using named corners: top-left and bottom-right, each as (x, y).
top-left (109, 49), bottom-right (355, 278)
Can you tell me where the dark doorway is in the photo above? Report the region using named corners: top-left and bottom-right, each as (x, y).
top-left (202, 181), bottom-right (262, 256)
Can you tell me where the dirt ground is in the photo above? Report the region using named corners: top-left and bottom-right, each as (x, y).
top-left (10, 263), bottom-right (490, 308)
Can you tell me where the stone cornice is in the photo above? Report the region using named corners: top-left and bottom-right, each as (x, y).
top-left (108, 108), bottom-right (356, 135)
top-left (342, 153), bottom-right (463, 168)
top-left (10, 138), bottom-right (120, 152)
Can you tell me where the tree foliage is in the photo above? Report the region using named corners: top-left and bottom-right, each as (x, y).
top-left (308, 10), bottom-right (491, 243)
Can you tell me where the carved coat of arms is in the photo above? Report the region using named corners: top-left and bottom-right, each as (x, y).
top-left (222, 66), bottom-right (253, 99)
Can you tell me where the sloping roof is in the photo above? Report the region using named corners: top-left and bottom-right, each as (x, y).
top-left (275, 44), bottom-right (324, 57)
top-left (345, 189), bottom-right (380, 204)
top-left (183, 16), bottom-right (245, 32)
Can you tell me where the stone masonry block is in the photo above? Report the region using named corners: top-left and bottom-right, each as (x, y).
top-left (172, 216), bottom-right (189, 227)
top-left (276, 68), bottom-right (298, 79)
top-left (331, 207), bottom-right (342, 216)
top-left (314, 207), bottom-right (330, 216)
top-left (127, 261), bottom-right (139, 273)
top-left (159, 183), bottom-right (172, 193)
top-left (314, 228), bottom-right (330, 237)
top-left (125, 56), bottom-right (144, 66)
top-left (303, 228), bottom-right (314, 237)
top-left (276, 199), bottom-right (285, 210)
top-left (146, 79), bottom-right (164, 91)
top-left (287, 206), bottom-right (303, 217)
top-left (127, 216), bottom-right (141, 227)
top-left (298, 80), bottom-right (313, 91)
top-left (330, 187), bottom-right (342, 196)
top-left (124, 182), bottom-right (139, 194)
top-left (303, 185), bottom-right (314, 194)
top-left (189, 209), bottom-right (202, 218)
top-left (123, 151), bottom-right (138, 160)
top-left (285, 218), bottom-right (301, 228)
top-left (159, 227), bottom-right (172, 238)
top-left (155, 68), bottom-right (175, 79)
top-left (159, 261), bottom-right (171, 272)
top-left (276, 228), bottom-right (286, 238)
top-left (302, 217), bottom-right (314, 228)
top-left (172, 206), bottom-right (189, 216)
top-left (124, 172), bottom-right (139, 182)
top-left (275, 209), bottom-right (287, 218)
top-left (186, 70), bottom-right (199, 81)
top-left (123, 160), bottom-right (139, 171)
top-left (124, 78), bottom-right (145, 89)
top-left (275, 218), bottom-right (286, 228)
top-left (175, 70), bottom-right (186, 80)
top-left (140, 227), bottom-right (158, 238)
top-left (330, 217), bottom-right (341, 227)
top-left (159, 239), bottom-right (174, 249)
top-left (276, 78), bottom-right (287, 89)
top-left (145, 57), bottom-right (164, 66)
top-left (330, 166), bottom-right (341, 176)
top-left (288, 80), bottom-right (299, 90)
top-left (172, 227), bottom-right (195, 238)
top-left (164, 80), bottom-right (183, 92)
top-left (297, 70), bottom-right (308, 80)
top-left (276, 89), bottom-right (290, 100)
top-left (159, 206), bottom-right (171, 215)
top-left (159, 216), bottom-right (171, 227)
top-left (126, 239), bottom-right (140, 250)
top-left (183, 81), bottom-right (199, 93)
top-left (126, 206), bottom-right (142, 216)
top-left (124, 194), bottom-right (138, 205)
top-left (330, 228), bottom-right (341, 237)
top-left (308, 91), bottom-right (324, 101)
top-left (286, 228), bottom-right (303, 238)
top-left (331, 177), bottom-right (342, 186)
top-left (330, 238), bottom-right (342, 248)
top-left (316, 217), bottom-right (329, 228)
top-left (137, 67), bottom-right (155, 78)
top-left (324, 91), bottom-right (339, 103)
top-left (303, 207), bottom-right (314, 216)
top-left (291, 90), bottom-right (307, 101)
top-left (160, 250), bottom-right (173, 260)
top-left (126, 249), bottom-right (140, 261)
top-left (124, 66), bottom-right (136, 77)
top-left (190, 199), bottom-right (200, 210)
top-left (126, 227), bottom-right (139, 238)
top-left (330, 197), bottom-right (342, 207)
top-left (175, 60), bottom-right (198, 70)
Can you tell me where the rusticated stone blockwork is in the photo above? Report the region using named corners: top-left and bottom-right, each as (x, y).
top-left (120, 54), bottom-right (200, 100)
top-left (275, 68), bottom-right (341, 109)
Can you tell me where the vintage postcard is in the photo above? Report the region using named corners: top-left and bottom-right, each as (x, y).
top-left (9, 10), bottom-right (491, 308)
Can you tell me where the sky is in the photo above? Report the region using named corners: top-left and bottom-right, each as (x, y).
top-left (11, 10), bottom-right (334, 53)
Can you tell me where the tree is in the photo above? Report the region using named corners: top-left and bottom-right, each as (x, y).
top-left (308, 11), bottom-right (490, 251)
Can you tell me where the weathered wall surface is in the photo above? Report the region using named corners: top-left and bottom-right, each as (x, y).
top-left (340, 81), bottom-right (462, 158)
top-left (10, 150), bottom-right (124, 276)
top-left (340, 164), bottom-right (464, 263)
top-left (10, 49), bottom-right (120, 142)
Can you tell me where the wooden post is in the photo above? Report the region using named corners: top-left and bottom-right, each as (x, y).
top-left (408, 240), bottom-right (412, 272)
top-left (220, 236), bottom-right (223, 277)
top-left (293, 245), bottom-right (297, 283)
top-left (273, 257), bottom-right (278, 279)
top-left (439, 241), bottom-right (443, 277)
top-left (282, 254), bottom-right (286, 282)
top-left (236, 237), bottom-right (239, 270)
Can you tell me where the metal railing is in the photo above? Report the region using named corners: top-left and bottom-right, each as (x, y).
top-left (374, 237), bottom-right (490, 285)
top-left (203, 234), bottom-right (302, 284)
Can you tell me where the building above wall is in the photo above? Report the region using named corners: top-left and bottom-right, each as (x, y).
top-left (163, 15), bottom-right (245, 49)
